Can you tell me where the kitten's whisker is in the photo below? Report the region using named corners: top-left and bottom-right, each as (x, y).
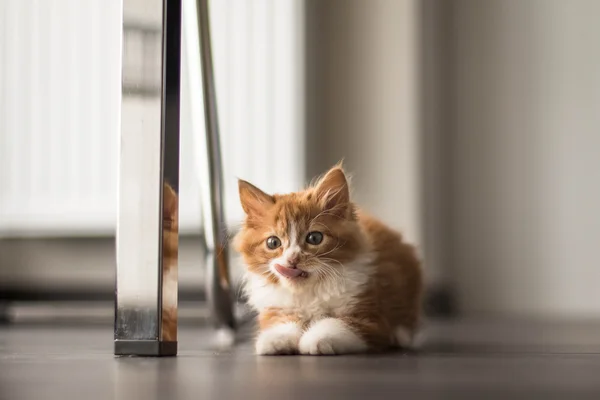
top-left (312, 259), bottom-right (344, 281)
top-left (319, 257), bottom-right (345, 270)
top-left (315, 239), bottom-right (347, 258)
top-left (317, 266), bottom-right (336, 283)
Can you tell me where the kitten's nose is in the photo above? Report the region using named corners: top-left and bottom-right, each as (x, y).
top-left (287, 256), bottom-right (299, 268)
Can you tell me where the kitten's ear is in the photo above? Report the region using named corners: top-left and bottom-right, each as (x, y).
top-left (238, 179), bottom-right (275, 216)
top-left (314, 165), bottom-right (350, 214)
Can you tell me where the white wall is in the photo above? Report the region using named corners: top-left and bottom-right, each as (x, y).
top-left (181, 0), bottom-right (305, 229)
top-left (0, 0), bottom-right (122, 235)
top-left (449, 0), bottom-right (600, 317)
top-left (0, 0), bottom-right (305, 236)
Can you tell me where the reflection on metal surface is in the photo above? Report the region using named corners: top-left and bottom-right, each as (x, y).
top-left (114, 0), bottom-right (182, 356)
top-left (161, 183), bottom-right (179, 342)
top-left (196, 0), bottom-right (236, 330)
top-left (122, 24), bottom-right (162, 97)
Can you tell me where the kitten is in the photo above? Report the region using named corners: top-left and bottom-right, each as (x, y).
top-left (234, 164), bottom-right (423, 355)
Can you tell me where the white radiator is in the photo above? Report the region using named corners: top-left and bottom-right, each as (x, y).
top-left (0, 0), bottom-right (304, 237)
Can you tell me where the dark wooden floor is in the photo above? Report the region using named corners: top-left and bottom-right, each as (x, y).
top-left (2, 319), bottom-right (600, 399)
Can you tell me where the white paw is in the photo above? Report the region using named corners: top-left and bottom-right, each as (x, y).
top-left (255, 323), bottom-right (302, 355)
top-left (394, 326), bottom-right (414, 349)
top-left (299, 318), bottom-right (368, 355)
top-left (394, 326), bottom-right (423, 350)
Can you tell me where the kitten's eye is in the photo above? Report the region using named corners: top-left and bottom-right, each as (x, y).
top-left (306, 231), bottom-right (323, 245)
top-left (266, 236), bottom-right (282, 250)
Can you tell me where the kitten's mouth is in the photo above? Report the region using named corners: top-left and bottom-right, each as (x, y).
top-left (274, 264), bottom-right (308, 279)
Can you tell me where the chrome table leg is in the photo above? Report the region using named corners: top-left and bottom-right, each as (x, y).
top-left (114, 0), bottom-right (182, 356)
top-left (195, 0), bottom-right (236, 331)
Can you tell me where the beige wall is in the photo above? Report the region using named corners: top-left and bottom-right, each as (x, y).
top-left (307, 0), bottom-right (600, 317)
top-left (449, 0), bottom-right (600, 317)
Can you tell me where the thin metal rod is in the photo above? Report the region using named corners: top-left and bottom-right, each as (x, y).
top-left (196, 0), bottom-right (236, 330)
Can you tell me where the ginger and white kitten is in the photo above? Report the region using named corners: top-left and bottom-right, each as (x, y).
top-left (235, 165), bottom-right (423, 355)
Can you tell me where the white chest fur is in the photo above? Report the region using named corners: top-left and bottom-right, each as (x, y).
top-left (245, 254), bottom-right (374, 321)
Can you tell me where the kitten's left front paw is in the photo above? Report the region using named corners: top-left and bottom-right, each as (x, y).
top-left (299, 318), bottom-right (368, 355)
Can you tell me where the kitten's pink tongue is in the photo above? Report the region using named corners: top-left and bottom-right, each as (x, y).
top-left (274, 264), bottom-right (303, 278)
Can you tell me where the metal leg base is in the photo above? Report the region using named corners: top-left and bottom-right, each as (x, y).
top-left (114, 340), bottom-right (177, 357)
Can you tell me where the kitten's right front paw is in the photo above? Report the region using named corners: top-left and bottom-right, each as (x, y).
top-left (255, 323), bottom-right (303, 355)
top-left (299, 318), bottom-right (368, 355)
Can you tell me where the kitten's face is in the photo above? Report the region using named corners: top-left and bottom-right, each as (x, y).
top-left (235, 167), bottom-right (365, 289)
